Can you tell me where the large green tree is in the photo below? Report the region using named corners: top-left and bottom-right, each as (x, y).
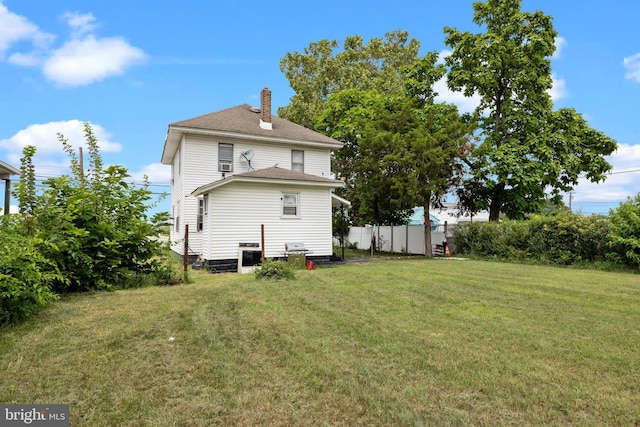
top-left (279, 30), bottom-right (421, 129)
top-left (369, 99), bottom-right (473, 256)
top-left (280, 31), bottom-right (423, 227)
top-left (316, 89), bottom-right (407, 226)
top-left (318, 54), bottom-right (473, 255)
top-left (445, 0), bottom-right (616, 220)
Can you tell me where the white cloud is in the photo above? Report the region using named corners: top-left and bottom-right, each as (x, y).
top-left (62, 12), bottom-right (97, 38)
top-left (1, 204), bottom-right (19, 215)
top-left (433, 50), bottom-right (482, 112)
top-left (434, 76), bottom-right (481, 114)
top-left (0, 120), bottom-right (122, 173)
top-left (131, 163), bottom-right (171, 183)
top-left (623, 53), bottom-right (640, 83)
top-left (566, 143), bottom-right (640, 211)
top-left (43, 35), bottom-right (146, 86)
top-left (436, 49), bottom-right (451, 65)
top-left (2, 3), bottom-right (146, 86)
top-left (551, 36), bottom-right (566, 60)
top-left (0, 2), bottom-right (54, 55)
top-left (549, 74), bottom-right (567, 101)
top-left (7, 51), bottom-right (43, 66)
top-left (607, 143), bottom-right (640, 171)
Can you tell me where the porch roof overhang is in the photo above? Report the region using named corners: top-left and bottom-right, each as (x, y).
top-left (0, 160), bottom-right (19, 180)
top-left (331, 194), bottom-right (351, 208)
top-left (191, 167), bottom-right (345, 197)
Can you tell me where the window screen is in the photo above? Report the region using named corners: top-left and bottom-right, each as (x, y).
top-left (291, 150), bottom-right (304, 172)
top-left (218, 143), bottom-right (233, 171)
top-left (282, 193), bottom-right (298, 216)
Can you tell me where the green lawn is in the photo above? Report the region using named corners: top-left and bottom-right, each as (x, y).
top-left (1, 259), bottom-right (639, 426)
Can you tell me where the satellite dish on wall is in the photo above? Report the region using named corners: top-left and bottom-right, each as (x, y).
top-left (239, 150), bottom-right (255, 169)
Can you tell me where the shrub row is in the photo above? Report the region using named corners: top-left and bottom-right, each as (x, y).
top-left (453, 205), bottom-right (639, 269)
top-left (0, 213), bottom-right (182, 328)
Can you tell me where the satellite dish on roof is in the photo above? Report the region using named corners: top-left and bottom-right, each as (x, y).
top-left (239, 150), bottom-right (255, 169)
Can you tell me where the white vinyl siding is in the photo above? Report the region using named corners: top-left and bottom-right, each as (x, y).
top-left (169, 138), bottom-right (186, 254)
top-left (205, 182), bottom-right (333, 261)
top-left (176, 134), bottom-right (337, 258)
top-left (220, 140), bottom-right (330, 177)
top-left (175, 200), bottom-right (181, 233)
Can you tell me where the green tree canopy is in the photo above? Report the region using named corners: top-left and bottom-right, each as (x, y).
top-left (318, 83), bottom-right (474, 255)
top-left (279, 30), bottom-right (421, 128)
top-left (445, 0), bottom-right (617, 220)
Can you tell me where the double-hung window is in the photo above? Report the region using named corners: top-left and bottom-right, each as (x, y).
top-left (174, 200), bottom-right (181, 232)
top-left (291, 150), bottom-right (304, 173)
top-left (218, 143), bottom-right (233, 172)
top-left (197, 195), bottom-right (208, 232)
top-left (197, 198), bottom-right (204, 231)
top-left (282, 193), bottom-right (299, 217)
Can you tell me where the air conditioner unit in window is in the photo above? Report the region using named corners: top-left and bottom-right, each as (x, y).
top-left (220, 163), bottom-right (232, 172)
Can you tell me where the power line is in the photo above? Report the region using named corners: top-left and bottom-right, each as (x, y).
top-left (609, 168), bottom-right (640, 175)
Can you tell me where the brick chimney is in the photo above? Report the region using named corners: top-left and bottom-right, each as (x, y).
top-left (260, 87), bottom-right (272, 130)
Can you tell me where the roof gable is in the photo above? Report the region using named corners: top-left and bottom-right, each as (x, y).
top-left (172, 104), bottom-right (339, 145)
top-left (162, 104), bottom-right (342, 164)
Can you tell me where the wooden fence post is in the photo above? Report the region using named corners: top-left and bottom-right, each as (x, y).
top-left (183, 224), bottom-right (189, 272)
top-left (261, 224), bottom-right (265, 264)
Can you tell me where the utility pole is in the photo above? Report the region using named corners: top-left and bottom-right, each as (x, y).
top-left (79, 147), bottom-right (84, 186)
top-left (569, 191), bottom-right (573, 212)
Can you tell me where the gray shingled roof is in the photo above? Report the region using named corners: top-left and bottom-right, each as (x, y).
top-left (191, 166), bottom-right (344, 197)
top-left (171, 104), bottom-right (340, 146)
top-left (234, 166), bottom-right (340, 183)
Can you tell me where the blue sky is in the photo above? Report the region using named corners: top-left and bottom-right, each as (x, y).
top-left (1, 0), bottom-right (639, 216)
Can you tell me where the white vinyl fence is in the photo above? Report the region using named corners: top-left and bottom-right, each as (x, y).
top-left (341, 224), bottom-right (454, 255)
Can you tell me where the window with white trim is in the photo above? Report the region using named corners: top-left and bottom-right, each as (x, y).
top-left (197, 198), bottom-right (204, 231)
top-left (218, 143), bottom-right (233, 172)
top-left (174, 200), bottom-right (181, 232)
top-left (282, 193), bottom-right (299, 216)
top-left (291, 150), bottom-right (304, 173)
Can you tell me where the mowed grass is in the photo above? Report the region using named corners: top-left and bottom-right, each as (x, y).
top-left (1, 260), bottom-right (639, 426)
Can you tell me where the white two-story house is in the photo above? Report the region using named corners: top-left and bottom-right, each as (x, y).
top-left (161, 88), bottom-right (349, 272)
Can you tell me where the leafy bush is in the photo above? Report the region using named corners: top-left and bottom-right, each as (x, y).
top-left (254, 259), bottom-right (296, 280)
top-left (13, 124), bottom-right (173, 293)
top-left (0, 217), bottom-right (64, 326)
top-left (608, 194), bottom-right (640, 269)
top-left (453, 210), bottom-right (611, 265)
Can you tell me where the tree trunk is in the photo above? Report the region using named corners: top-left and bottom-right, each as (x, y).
top-left (489, 198), bottom-right (501, 221)
top-left (488, 184), bottom-right (504, 221)
top-left (423, 194), bottom-right (433, 257)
